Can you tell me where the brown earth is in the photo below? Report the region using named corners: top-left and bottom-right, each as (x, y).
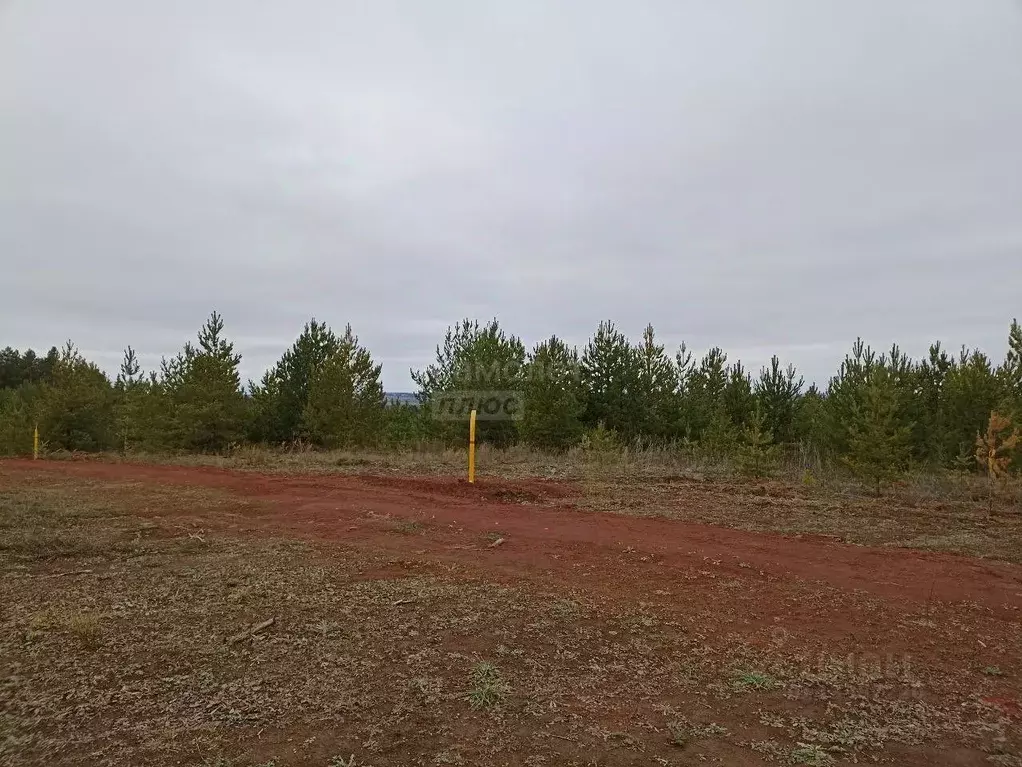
top-left (7, 459), bottom-right (1019, 611)
top-left (2, 458), bottom-right (1021, 767)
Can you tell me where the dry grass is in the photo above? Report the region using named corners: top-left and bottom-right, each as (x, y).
top-left (57, 443), bottom-right (1022, 564)
top-left (102, 442), bottom-right (1022, 503)
top-left (575, 473), bottom-right (1022, 563)
top-left (2, 473), bottom-right (1019, 766)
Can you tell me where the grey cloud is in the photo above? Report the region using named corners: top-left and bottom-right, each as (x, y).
top-left (2, 0), bottom-right (1021, 390)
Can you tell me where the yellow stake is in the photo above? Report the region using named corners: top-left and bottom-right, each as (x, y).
top-left (33, 423), bottom-right (39, 460)
top-left (468, 409), bottom-right (477, 484)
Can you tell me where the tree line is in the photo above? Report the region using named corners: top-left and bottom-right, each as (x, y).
top-left (2, 313), bottom-right (1020, 491)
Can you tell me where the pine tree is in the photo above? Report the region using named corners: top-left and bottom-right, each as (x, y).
top-left (113, 346), bottom-right (145, 453)
top-left (578, 321), bottom-right (643, 441)
top-left (723, 362), bottom-right (756, 435)
top-left (887, 343), bottom-right (924, 460)
top-left (521, 336), bottom-right (583, 450)
top-left (939, 348), bottom-right (1003, 465)
top-left (40, 341), bottom-right (115, 451)
top-left (1004, 319), bottom-right (1022, 399)
top-left (634, 324), bottom-right (679, 441)
top-left (301, 325), bottom-right (384, 448)
top-left (739, 402), bottom-right (778, 477)
top-left (167, 312), bottom-right (247, 452)
top-left (674, 342), bottom-right (695, 438)
top-left (252, 319), bottom-right (342, 444)
top-left (412, 319), bottom-right (526, 447)
top-left (579, 419), bottom-right (620, 456)
top-left (842, 370), bottom-right (913, 496)
top-left (975, 411), bottom-right (1019, 510)
top-left (39, 347), bottom-right (60, 385)
top-left (826, 338), bottom-right (878, 458)
top-left (999, 320), bottom-right (1022, 471)
top-left (0, 347), bottom-right (51, 455)
top-left (247, 371), bottom-right (281, 444)
top-left (683, 347), bottom-right (731, 448)
top-left (915, 342), bottom-right (953, 466)
top-left (0, 346), bottom-right (59, 390)
top-left (380, 402), bottom-right (428, 447)
top-left (701, 405), bottom-right (737, 459)
top-left (755, 356), bottom-right (804, 444)
top-left (0, 348), bottom-right (22, 390)
top-left (792, 384), bottom-right (828, 472)
top-left (0, 387), bottom-right (34, 456)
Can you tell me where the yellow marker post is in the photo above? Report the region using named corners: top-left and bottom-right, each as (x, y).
top-left (33, 424), bottom-right (39, 460)
top-left (468, 409), bottom-right (477, 484)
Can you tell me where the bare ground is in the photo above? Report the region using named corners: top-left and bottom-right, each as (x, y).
top-left (1, 458), bottom-right (1020, 767)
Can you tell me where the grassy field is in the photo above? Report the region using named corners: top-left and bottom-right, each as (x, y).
top-left (1, 460), bottom-right (1020, 767)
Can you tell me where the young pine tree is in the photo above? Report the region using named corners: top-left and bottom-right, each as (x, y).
top-left (1003, 319), bottom-right (1022, 400)
top-left (685, 348), bottom-right (730, 444)
top-left (841, 370), bottom-right (913, 496)
top-left (579, 321), bottom-right (643, 441)
top-left (251, 319), bottom-right (342, 444)
top-left (412, 319), bottom-right (526, 447)
top-left (380, 402), bottom-right (429, 447)
top-left (754, 356), bottom-right (804, 445)
top-left (1000, 319), bottom-right (1022, 470)
top-left (0, 387), bottom-right (34, 456)
top-left (915, 342), bottom-right (954, 467)
top-left (739, 402), bottom-right (779, 477)
top-left (674, 342), bottom-right (696, 439)
top-left (974, 411), bottom-right (1019, 511)
top-left (634, 324), bottom-right (679, 441)
top-left (168, 312), bottom-right (247, 453)
top-left (723, 362), bottom-right (756, 436)
top-left (40, 341), bottom-right (115, 452)
top-left (792, 384), bottom-right (828, 473)
top-left (826, 338), bottom-right (878, 458)
top-left (701, 405), bottom-right (737, 459)
top-left (113, 346), bottom-right (145, 453)
top-left (938, 349), bottom-right (1003, 463)
top-left (301, 325), bottom-right (384, 448)
top-left (521, 336), bottom-right (584, 450)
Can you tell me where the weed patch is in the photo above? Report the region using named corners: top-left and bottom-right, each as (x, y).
top-left (465, 661), bottom-right (510, 710)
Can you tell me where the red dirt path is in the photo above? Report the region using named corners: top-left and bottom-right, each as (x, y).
top-left (5, 459), bottom-right (1022, 677)
top-left (5, 459), bottom-right (1020, 621)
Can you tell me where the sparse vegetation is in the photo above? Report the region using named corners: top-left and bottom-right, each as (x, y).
top-left (667, 718), bottom-right (728, 747)
top-left (465, 661), bottom-right (510, 710)
top-left (65, 611), bottom-right (102, 648)
top-left (732, 670), bottom-right (781, 691)
top-left (391, 519), bottom-right (422, 535)
top-left (548, 598), bottom-right (581, 620)
top-left (790, 743), bottom-right (835, 765)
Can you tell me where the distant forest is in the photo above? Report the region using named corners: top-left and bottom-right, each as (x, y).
top-left (2, 313), bottom-right (1020, 492)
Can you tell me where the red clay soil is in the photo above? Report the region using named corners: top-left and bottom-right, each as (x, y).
top-left (4, 459), bottom-right (1022, 676)
top-left (6, 459), bottom-right (1020, 606)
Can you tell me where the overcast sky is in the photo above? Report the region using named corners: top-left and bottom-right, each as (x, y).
top-left (2, 1), bottom-right (1021, 390)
